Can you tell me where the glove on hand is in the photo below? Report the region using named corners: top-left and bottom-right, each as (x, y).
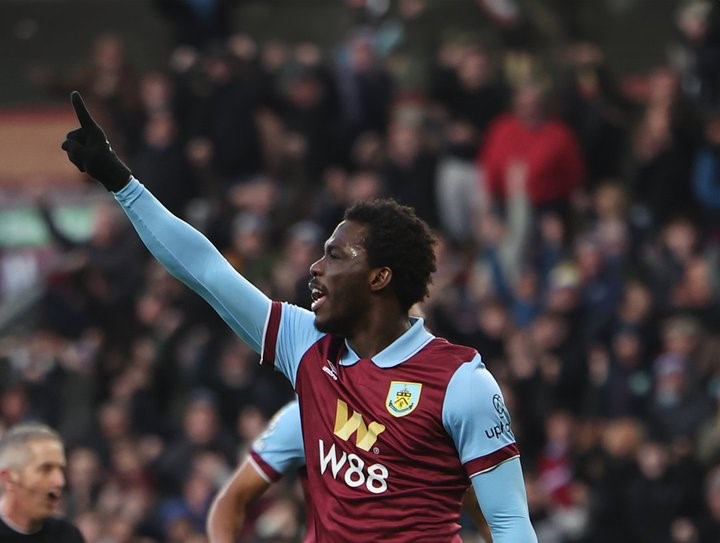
top-left (61, 91), bottom-right (132, 192)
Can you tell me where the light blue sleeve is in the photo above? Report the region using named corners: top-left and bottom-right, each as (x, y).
top-left (272, 303), bottom-right (325, 387)
top-left (471, 457), bottom-right (537, 542)
top-left (442, 356), bottom-right (517, 466)
top-left (251, 401), bottom-right (305, 478)
top-left (443, 358), bottom-right (536, 542)
top-left (114, 178), bottom-right (270, 352)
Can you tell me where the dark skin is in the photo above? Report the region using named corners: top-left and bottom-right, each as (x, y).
top-left (309, 220), bottom-right (411, 359)
top-left (311, 224), bottom-right (492, 535)
top-left (61, 91), bottom-right (412, 360)
top-left (206, 458), bottom-right (272, 543)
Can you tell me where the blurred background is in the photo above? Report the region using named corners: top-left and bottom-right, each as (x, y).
top-left (2, 0), bottom-right (720, 542)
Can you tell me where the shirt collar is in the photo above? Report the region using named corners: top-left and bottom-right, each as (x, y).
top-left (339, 317), bottom-right (435, 368)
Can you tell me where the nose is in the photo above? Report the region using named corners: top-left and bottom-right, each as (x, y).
top-left (52, 468), bottom-right (66, 489)
top-left (309, 256), bottom-right (323, 277)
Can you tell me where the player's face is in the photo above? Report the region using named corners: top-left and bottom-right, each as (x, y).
top-left (9, 439), bottom-right (66, 523)
top-left (309, 220), bottom-right (372, 335)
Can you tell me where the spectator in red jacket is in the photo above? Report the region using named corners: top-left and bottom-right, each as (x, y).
top-left (478, 79), bottom-right (586, 212)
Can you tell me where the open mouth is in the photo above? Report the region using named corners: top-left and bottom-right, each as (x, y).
top-left (46, 490), bottom-right (62, 506)
top-left (309, 284), bottom-right (327, 312)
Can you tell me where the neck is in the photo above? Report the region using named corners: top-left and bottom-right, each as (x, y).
top-left (0, 497), bottom-right (42, 534)
top-left (347, 311), bottom-right (412, 359)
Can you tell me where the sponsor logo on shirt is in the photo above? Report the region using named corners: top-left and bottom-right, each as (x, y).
top-left (319, 399), bottom-right (390, 493)
top-left (323, 360), bottom-right (338, 381)
top-left (333, 399), bottom-right (385, 451)
top-left (319, 439), bottom-right (389, 494)
top-left (385, 381), bottom-right (422, 417)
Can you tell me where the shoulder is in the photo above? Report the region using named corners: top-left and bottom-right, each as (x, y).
top-left (0, 517), bottom-right (15, 536)
top-left (442, 354), bottom-right (504, 420)
top-left (254, 401), bottom-right (302, 451)
top-left (44, 518), bottom-right (85, 542)
top-left (425, 338), bottom-right (479, 366)
top-left (412, 338), bottom-right (482, 384)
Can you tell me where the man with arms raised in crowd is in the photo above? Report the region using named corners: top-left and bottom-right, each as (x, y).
top-left (0, 423), bottom-right (84, 542)
top-left (62, 91), bottom-right (537, 542)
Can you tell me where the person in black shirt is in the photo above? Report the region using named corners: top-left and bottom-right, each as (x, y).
top-left (0, 424), bottom-right (84, 542)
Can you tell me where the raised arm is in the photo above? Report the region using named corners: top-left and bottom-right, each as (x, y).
top-left (61, 91), bottom-right (271, 351)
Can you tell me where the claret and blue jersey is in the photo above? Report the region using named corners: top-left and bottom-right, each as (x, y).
top-left (114, 178), bottom-right (538, 543)
top-left (249, 401), bottom-right (305, 483)
top-left (263, 301), bottom-right (518, 542)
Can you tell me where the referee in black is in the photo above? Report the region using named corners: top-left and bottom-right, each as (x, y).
top-left (0, 424), bottom-right (84, 542)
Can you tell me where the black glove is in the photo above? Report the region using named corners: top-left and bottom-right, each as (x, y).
top-left (61, 91), bottom-right (132, 192)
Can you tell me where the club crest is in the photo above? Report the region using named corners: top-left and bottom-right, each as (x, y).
top-left (386, 381), bottom-right (422, 417)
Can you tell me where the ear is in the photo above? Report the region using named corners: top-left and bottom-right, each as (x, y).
top-left (0, 467), bottom-right (15, 489)
top-left (369, 267), bottom-right (392, 292)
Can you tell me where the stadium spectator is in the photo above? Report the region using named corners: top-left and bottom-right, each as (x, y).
top-left (380, 115), bottom-right (440, 228)
top-left (336, 30), bottom-right (394, 150)
top-left (478, 78), bottom-right (586, 214)
top-left (630, 68), bottom-right (703, 228)
top-left (691, 110), bottom-right (720, 240)
top-left (153, 391), bottom-right (237, 496)
top-left (557, 40), bottom-right (634, 185)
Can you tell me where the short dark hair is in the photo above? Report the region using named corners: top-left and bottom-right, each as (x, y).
top-left (344, 199), bottom-right (437, 312)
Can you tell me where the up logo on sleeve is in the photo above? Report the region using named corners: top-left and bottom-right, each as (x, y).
top-left (485, 394), bottom-right (514, 440)
top-left (493, 394), bottom-right (510, 420)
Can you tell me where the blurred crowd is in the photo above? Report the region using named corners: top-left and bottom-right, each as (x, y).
top-left (3, 0), bottom-right (720, 541)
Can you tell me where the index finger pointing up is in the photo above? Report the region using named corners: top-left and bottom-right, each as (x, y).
top-left (70, 91), bottom-right (97, 129)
